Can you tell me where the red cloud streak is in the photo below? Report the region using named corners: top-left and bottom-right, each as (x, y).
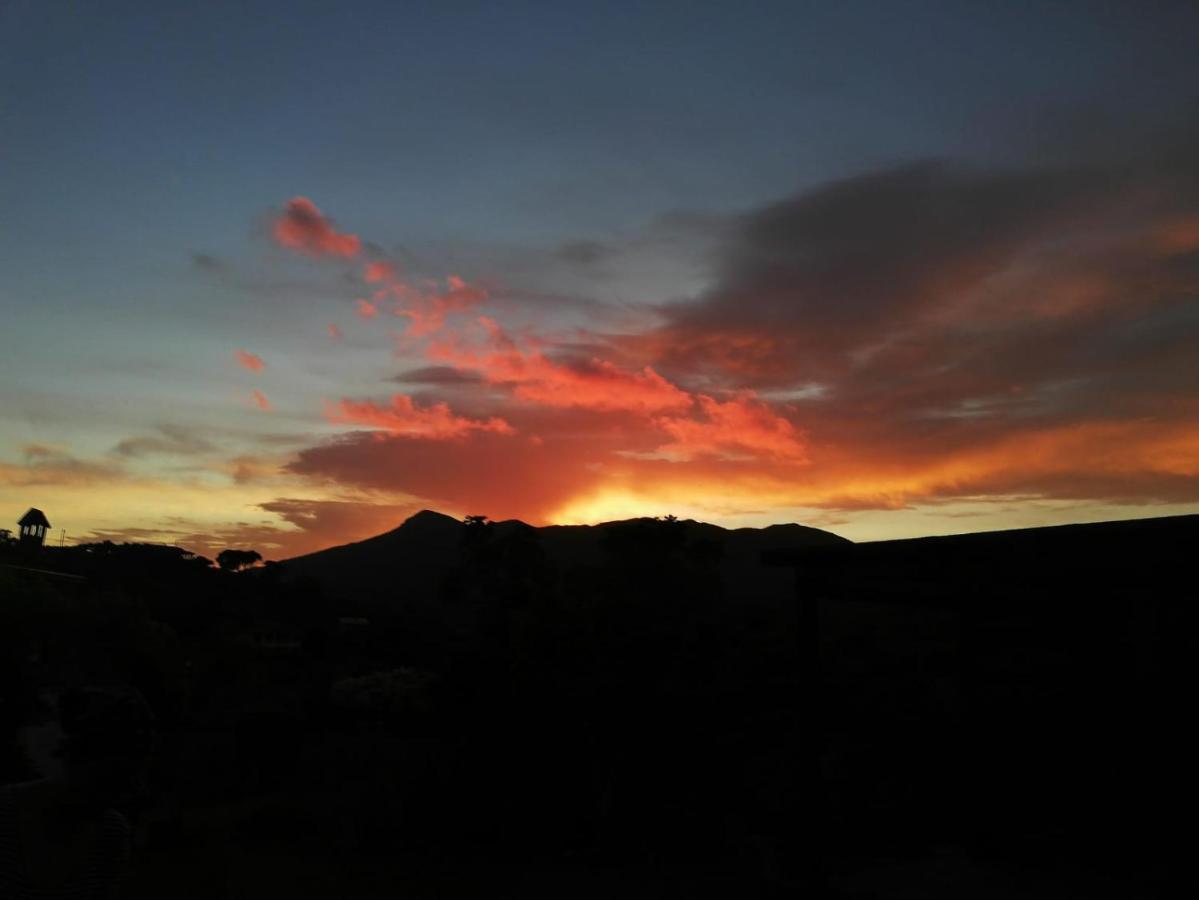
top-left (328, 394), bottom-right (515, 439)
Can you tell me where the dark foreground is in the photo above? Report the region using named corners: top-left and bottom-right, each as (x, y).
top-left (2, 512), bottom-right (1196, 897)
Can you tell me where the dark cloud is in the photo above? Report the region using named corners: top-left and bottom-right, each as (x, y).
top-left (635, 155), bottom-right (1199, 428)
top-left (391, 366), bottom-right (485, 386)
top-left (191, 253), bottom-right (223, 271)
top-left (556, 240), bottom-right (616, 266)
top-left (113, 426), bottom-right (217, 458)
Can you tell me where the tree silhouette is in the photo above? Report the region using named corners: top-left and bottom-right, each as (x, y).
top-left (216, 548), bottom-right (262, 572)
top-left (462, 515), bottom-right (492, 556)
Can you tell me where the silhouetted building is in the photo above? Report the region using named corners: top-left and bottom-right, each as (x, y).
top-left (17, 507), bottom-right (50, 548)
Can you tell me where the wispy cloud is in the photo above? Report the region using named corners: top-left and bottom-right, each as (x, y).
top-left (1, 444), bottom-right (120, 487)
top-left (114, 425), bottom-right (216, 458)
top-left (234, 349), bottom-right (265, 372)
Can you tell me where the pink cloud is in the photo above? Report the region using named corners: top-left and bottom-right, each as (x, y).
top-left (361, 263), bottom-right (487, 339)
top-left (364, 260), bottom-right (398, 283)
top-left (327, 322), bottom-right (343, 340)
top-left (251, 389), bottom-right (272, 412)
top-left (328, 394), bottom-right (515, 440)
top-left (272, 197), bottom-right (361, 258)
top-left (355, 299), bottom-right (378, 319)
top-left (397, 275), bottom-right (488, 338)
top-left (235, 349), bottom-right (265, 372)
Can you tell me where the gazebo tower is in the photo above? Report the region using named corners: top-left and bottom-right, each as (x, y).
top-left (18, 508), bottom-right (51, 548)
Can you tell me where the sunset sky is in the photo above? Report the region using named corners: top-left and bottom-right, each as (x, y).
top-left (2, 1), bottom-right (1197, 558)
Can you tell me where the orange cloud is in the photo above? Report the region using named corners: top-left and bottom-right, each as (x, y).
top-left (429, 317), bottom-right (693, 413)
top-left (552, 417), bottom-right (1199, 528)
top-left (328, 394), bottom-right (515, 439)
top-left (355, 299), bottom-right (378, 319)
top-left (654, 392), bottom-right (808, 462)
top-left (327, 322), bottom-right (343, 339)
top-left (235, 349), bottom-right (265, 372)
top-left (251, 389), bottom-right (272, 411)
top-left (423, 316), bottom-right (807, 462)
top-left (288, 396), bottom-right (1199, 535)
top-left (273, 197), bottom-right (361, 258)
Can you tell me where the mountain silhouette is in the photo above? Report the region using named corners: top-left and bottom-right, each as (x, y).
top-left (393, 508), bottom-right (464, 536)
top-left (278, 509), bottom-right (849, 609)
top-left (276, 509), bottom-right (466, 609)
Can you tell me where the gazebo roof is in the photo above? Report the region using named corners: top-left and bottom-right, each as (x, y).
top-left (19, 507), bottom-right (51, 528)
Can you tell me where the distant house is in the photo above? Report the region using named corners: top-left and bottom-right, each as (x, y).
top-left (18, 508), bottom-right (51, 548)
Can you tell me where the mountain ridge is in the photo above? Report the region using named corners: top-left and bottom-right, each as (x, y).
top-left (277, 509), bottom-right (850, 609)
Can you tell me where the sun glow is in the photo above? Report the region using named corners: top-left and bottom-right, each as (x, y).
top-left (551, 489), bottom-right (717, 525)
